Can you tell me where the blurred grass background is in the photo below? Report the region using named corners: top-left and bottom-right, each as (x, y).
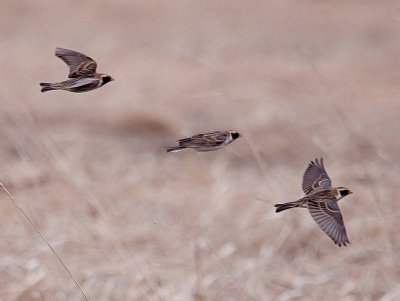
top-left (1, 1), bottom-right (400, 300)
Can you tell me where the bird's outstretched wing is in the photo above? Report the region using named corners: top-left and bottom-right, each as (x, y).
top-left (55, 48), bottom-right (97, 78)
top-left (308, 197), bottom-right (349, 247)
top-left (302, 158), bottom-right (332, 194)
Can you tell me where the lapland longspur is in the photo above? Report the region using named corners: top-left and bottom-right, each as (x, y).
top-left (40, 48), bottom-right (114, 93)
top-left (165, 130), bottom-right (240, 152)
top-left (274, 158), bottom-right (353, 246)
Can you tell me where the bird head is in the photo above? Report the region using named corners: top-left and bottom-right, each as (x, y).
top-left (334, 187), bottom-right (353, 200)
top-left (228, 130), bottom-right (241, 140)
top-left (101, 75), bottom-right (114, 86)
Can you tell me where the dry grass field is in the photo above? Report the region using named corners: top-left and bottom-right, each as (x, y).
top-left (1, 1), bottom-right (400, 300)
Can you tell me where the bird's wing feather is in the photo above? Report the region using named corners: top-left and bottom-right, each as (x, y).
top-left (302, 158), bottom-right (332, 194)
top-left (178, 132), bottom-right (227, 147)
top-left (308, 197), bottom-right (349, 246)
top-left (55, 48), bottom-right (97, 78)
top-left (207, 132), bottom-right (229, 142)
top-left (67, 78), bottom-right (99, 89)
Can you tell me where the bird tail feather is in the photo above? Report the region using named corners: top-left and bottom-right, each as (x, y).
top-left (40, 82), bottom-right (56, 92)
top-left (274, 201), bottom-right (303, 213)
top-left (165, 146), bottom-right (187, 153)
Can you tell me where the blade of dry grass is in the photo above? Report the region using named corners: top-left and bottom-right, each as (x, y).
top-left (0, 183), bottom-right (90, 301)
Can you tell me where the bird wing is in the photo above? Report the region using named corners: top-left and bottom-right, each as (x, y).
top-left (203, 131), bottom-right (229, 143)
top-left (307, 197), bottom-right (349, 246)
top-left (55, 48), bottom-right (97, 78)
top-left (302, 158), bottom-right (332, 194)
top-left (178, 132), bottom-right (227, 148)
top-left (64, 78), bottom-right (100, 90)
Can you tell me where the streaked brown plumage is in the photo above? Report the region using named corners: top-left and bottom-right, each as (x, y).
top-left (40, 48), bottom-right (114, 93)
top-left (275, 158), bottom-right (353, 247)
top-left (165, 130), bottom-right (240, 152)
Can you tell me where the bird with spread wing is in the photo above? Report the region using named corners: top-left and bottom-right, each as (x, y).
top-left (40, 48), bottom-right (114, 93)
top-left (275, 158), bottom-right (353, 247)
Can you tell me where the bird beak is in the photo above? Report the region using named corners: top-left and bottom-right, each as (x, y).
top-left (110, 77), bottom-right (115, 81)
top-left (348, 190), bottom-right (353, 194)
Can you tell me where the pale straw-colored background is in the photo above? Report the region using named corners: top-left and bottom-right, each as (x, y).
top-left (1, 1), bottom-right (399, 300)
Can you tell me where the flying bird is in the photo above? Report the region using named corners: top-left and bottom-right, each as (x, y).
top-left (274, 158), bottom-right (352, 246)
top-left (165, 130), bottom-right (240, 152)
top-left (40, 48), bottom-right (114, 93)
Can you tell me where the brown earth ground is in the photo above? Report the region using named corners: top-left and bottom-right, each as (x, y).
top-left (1, 1), bottom-right (400, 300)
